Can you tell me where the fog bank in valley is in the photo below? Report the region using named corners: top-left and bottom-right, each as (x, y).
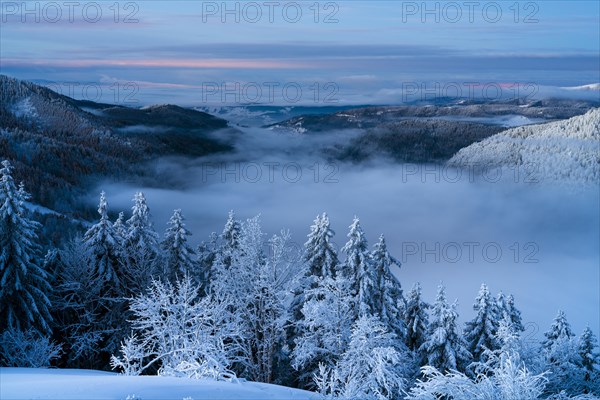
top-left (94, 126), bottom-right (600, 338)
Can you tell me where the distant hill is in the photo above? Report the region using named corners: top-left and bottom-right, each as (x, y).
top-left (0, 75), bottom-right (234, 218)
top-left (448, 108), bottom-right (600, 184)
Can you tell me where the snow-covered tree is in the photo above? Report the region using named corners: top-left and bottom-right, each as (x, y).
top-left (317, 315), bottom-right (409, 400)
top-left (370, 234), bottom-right (405, 339)
top-left (407, 358), bottom-right (548, 400)
top-left (83, 192), bottom-right (124, 296)
top-left (0, 160), bottom-right (52, 334)
top-left (292, 274), bottom-right (355, 387)
top-left (404, 282), bottom-right (429, 357)
top-left (543, 310), bottom-right (575, 352)
top-left (543, 311), bottom-right (587, 396)
top-left (288, 213), bottom-right (339, 386)
top-left (111, 276), bottom-right (241, 380)
top-left (80, 192), bottom-right (135, 356)
top-left (196, 232), bottom-right (219, 294)
top-left (341, 217), bottom-right (374, 318)
top-left (220, 210), bottom-right (242, 269)
top-left (497, 292), bottom-right (525, 333)
top-left (124, 192), bottom-right (160, 291)
top-left (464, 283), bottom-right (501, 364)
top-left (49, 237), bottom-right (102, 367)
top-left (209, 216), bottom-right (304, 383)
top-left (113, 211), bottom-right (127, 239)
top-left (578, 327), bottom-right (600, 394)
top-left (246, 230), bottom-right (304, 383)
top-left (162, 209), bottom-right (196, 283)
top-left (303, 213), bottom-right (338, 279)
top-left (208, 215), bottom-right (264, 377)
top-left (420, 284), bottom-right (470, 373)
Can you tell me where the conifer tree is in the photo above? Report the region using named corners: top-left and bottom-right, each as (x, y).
top-left (404, 282), bottom-right (429, 357)
top-left (420, 284), bottom-right (470, 373)
top-left (124, 192), bottom-right (160, 291)
top-left (543, 310), bottom-right (583, 395)
top-left (464, 283), bottom-right (501, 363)
top-left (543, 310), bottom-right (575, 352)
top-left (83, 192), bottom-right (124, 296)
top-left (496, 292), bottom-right (524, 334)
top-left (371, 234), bottom-right (405, 339)
top-left (162, 209), bottom-right (196, 283)
top-left (0, 161), bottom-right (52, 334)
top-left (303, 213), bottom-right (338, 279)
top-left (220, 210), bottom-right (242, 269)
top-left (578, 326), bottom-right (600, 394)
top-left (341, 217), bottom-right (373, 318)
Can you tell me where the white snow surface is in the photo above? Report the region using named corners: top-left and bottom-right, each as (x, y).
top-left (0, 368), bottom-right (319, 400)
top-left (448, 108), bottom-right (600, 184)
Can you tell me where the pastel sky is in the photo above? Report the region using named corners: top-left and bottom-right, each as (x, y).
top-left (1, 0), bottom-right (599, 105)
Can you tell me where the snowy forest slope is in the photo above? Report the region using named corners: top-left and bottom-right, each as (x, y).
top-left (448, 108), bottom-right (600, 184)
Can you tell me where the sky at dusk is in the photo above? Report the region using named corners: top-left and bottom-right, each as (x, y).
top-left (1, 1), bottom-right (599, 105)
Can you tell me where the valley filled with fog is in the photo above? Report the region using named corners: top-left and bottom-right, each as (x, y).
top-left (97, 117), bottom-right (600, 339)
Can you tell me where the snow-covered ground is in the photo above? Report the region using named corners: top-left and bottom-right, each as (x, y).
top-left (0, 368), bottom-right (319, 400)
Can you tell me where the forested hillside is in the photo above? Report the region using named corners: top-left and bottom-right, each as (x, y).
top-left (0, 75), bottom-right (233, 220)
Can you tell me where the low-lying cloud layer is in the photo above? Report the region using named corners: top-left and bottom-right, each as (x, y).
top-left (93, 125), bottom-right (600, 338)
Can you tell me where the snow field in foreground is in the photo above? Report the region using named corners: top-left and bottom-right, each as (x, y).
top-left (0, 368), bottom-right (319, 400)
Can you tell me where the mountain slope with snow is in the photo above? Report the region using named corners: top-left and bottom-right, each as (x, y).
top-left (448, 108), bottom-right (600, 184)
top-left (0, 368), bottom-right (319, 400)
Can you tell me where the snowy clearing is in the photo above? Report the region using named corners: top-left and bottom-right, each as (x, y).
top-left (0, 368), bottom-right (319, 400)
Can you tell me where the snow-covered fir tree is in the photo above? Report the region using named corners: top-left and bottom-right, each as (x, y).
top-left (161, 209), bottom-right (196, 283)
top-left (542, 310), bottom-right (586, 395)
top-left (287, 213), bottom-right (340, 386)
top-left (578, 326), bottom-right (600, 394)
top-left (303, 213), bottom-right (338, 279)
top-left (543, 310), bottom-right (575, 352)
top-left (341, 217), bottom-right (374, 318)
top-left (82, 192), bottom-right (137, 357)
top-left (316, 315), bottom-right (409, 400)
top-left (420, 284), bottom-right (470, 373)
top-left (464, 283), bottom-right (501, 365)
top-left (496, 292), bottom-right (525, 333)
top-left (220, 210), bottom-right (242, 269)
top-left (370, 234), bottom-right (405, 339)
top-left (50, 237), bottom-right (102, 368)
top-left (404, 282), bottom-right (429, 358)
top-left (124, 192), bottom-right (160, 292)
top-left (0, 160), bottom-right (52, 334)
top-left (292, 274), bottom-right (355, 388)
top-left (83, 192), bottom-right (124, 296)
top-left (113, 211), bottom-right (127, 239)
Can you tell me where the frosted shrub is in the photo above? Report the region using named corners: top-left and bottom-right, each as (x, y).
top-left (0, 328), bottom-right (62, 367)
